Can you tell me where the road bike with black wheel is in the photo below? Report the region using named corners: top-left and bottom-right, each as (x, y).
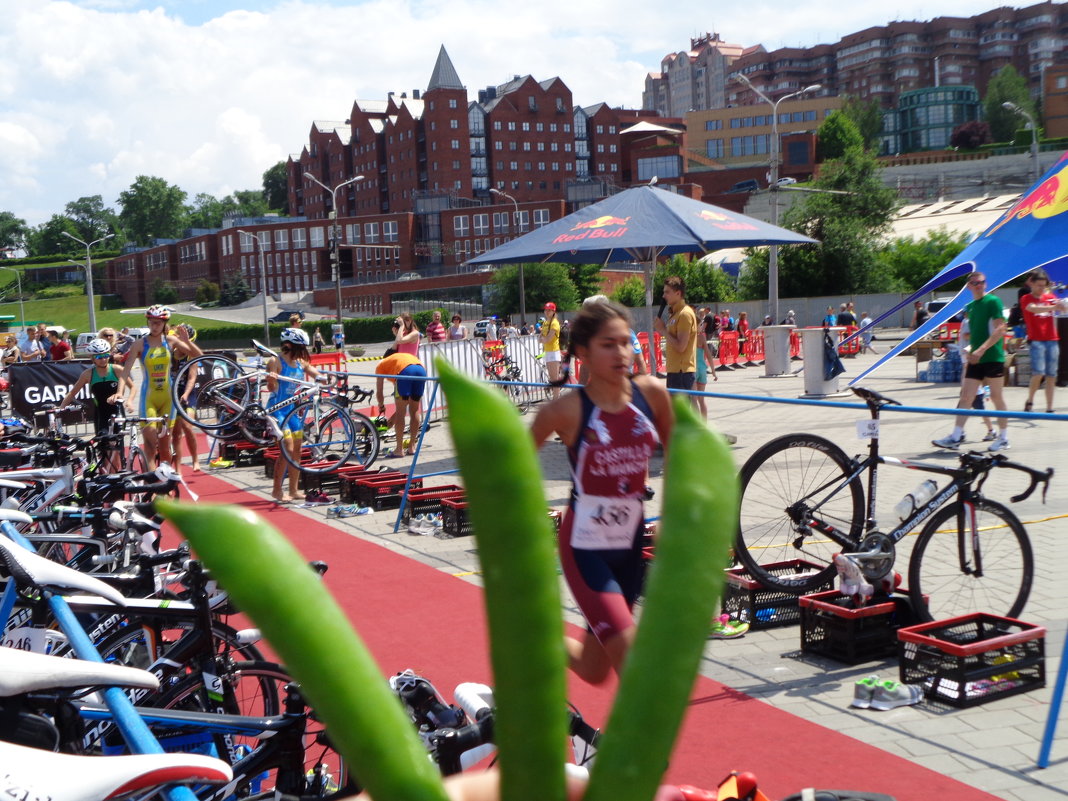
top-left (735, 386), bottom-right (1053, 622)
top-left (172, 343), bottom-right (379, 474)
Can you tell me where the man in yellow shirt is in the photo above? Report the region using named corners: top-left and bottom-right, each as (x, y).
top-left (653, 275), bottom-right (697, 404)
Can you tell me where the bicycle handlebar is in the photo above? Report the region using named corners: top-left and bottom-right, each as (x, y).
top-left (962, 452), bottom-right (1054, 504)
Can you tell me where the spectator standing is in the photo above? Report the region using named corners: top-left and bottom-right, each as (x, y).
top-left (312, 328), bottom-right (325, 354)
top-left (394, 313), bottom-right (421, 356)
top-left (48, 329), bottom-right (72, 361)
top-left (116, 327), bottom-right (134, 358)
top-left (1056, 282), bottom-right (1068, 388)
top-left (18, 327), bottom-right (44, 362)
top-left (2, 334), bottom-right (19, 368)
top-left (1022, 267), bottom-right (1064, 413)
top-left (760, 314), bottom-right (774, 327)
top-left (911, 300), bottom-right (930, 330)
top-left (36, 325), bottom-right (51, 361)
top-left (822, 306), bottom-right (836, 327)
top-left (484, 317), bottom-right (498, 341)
top-left (540, 302), bottom-right (562, 398)
top-left (425, 311), bottom-right (447, 343)
top-left (836, 303), bottom-right (857, 327)
top-left (653, 275), bottom-right (697, 404)
top-left (781, 310), bottom-right (797, 326)
top-left (932, 272), bottom-right (1010, 452)
top-left (859, 313), bottom-right (878, 354)
top-left (721, 309), bottom-right (735, 331)
top-left (736, 311), bottom-right (751, 342)
top-left (448, 314), bottom-right (467, 340)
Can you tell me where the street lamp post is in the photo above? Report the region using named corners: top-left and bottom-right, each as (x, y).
top-left (0, 266), bottom-right (25, 331)
top-left (303, 172), bottom-right (363, 324)
top-left (62, 231), bottom-right (114, 335)
top-left (1002, 101), bottom-right (1041, 187)
top-left (237, 229), bottom-right (271, 345)
top-left (490, 188), bottom-right (526, 325)
top-left (733, 76), bottom-right (821, 324)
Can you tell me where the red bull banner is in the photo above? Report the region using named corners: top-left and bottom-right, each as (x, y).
top-left (553, 215), bottom-right (631, 245)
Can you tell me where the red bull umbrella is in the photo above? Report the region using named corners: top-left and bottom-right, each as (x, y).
top-left (848, 149), bottom-right (1068, 385)
top-left (468, 184), bottom-right (816, 338)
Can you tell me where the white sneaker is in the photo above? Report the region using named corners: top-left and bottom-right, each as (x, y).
top-left (932, 433), bottom-right (964, 449)
top-left (988, 437), bottom-right (1010, 452)
top-left (870, 680), bottom-right (924, 710)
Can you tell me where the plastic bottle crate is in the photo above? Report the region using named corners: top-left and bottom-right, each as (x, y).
top-left (301, 463), bottom-right (369, 495)
top-left (800, 590), bottom-right (923, 665)
top-left (353, 475), bottom-right (424, 510)
top-left (897, 613), bottom-right (1046, 708)
top-left (440, 501), bottom-right (561, 540)
top-left (400, 485), bottom-right (466, 524)
top-left (221, 440), bottom-right (264, 466)
top-left (721, 560), bottom-right (833, 629)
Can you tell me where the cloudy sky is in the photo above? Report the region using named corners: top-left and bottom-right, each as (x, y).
top-left (3, 0), bottom-right (995, 227)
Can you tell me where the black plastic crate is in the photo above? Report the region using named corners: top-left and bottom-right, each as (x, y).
top-left (301, 463), bottom-right (369, 495)
top-left (898, 613), bottom-right (1046, 708)
top-left (401, 485), bottom-right (466, 524)
top-left (353, 476), bottom-right (422, 510)
top-left (722, 560), bottom-right (833, 629)
top-left (800, 590), bottom-right (923, 665)
top-left (440, 499), bottom-right (471, 539)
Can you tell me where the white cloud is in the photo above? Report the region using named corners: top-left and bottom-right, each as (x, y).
top-left (0, 0), bottom-right (1021, 226)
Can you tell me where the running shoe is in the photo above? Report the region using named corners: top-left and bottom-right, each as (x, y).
top-left (870, 680), bottom-right (924, 711)
top-left (850, 675), bottom-right (882, 709)
top-left (982, 430), bottom-right (998, 441)
top-left (709, 614), bottom-right (749, 639)
top-left (988, 436), bottom-right (1010, 452)
top-left (932, 433), bottom-right (964, 449)
top-left (209, 457), bottom-right (234, 469)
top-left (305, 490), bottom-right (333, 505)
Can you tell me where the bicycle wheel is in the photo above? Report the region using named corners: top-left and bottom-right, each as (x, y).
top-left (346, 410), bottom-right (380, 468)
top-left (502, 377), bottom-right (532, 414)
top-left (736, 433), bottom-right (865, 592)
top-left (129, 445), bottom-right (150, 475)
top-left (158, 662), bottom-right (353, 800)
top-left (174, 355), bottom-right (250, 431)
top-left (280, 402), bottom-right (356, 475)
top-left (908, 498), bottom-right (1033, 622)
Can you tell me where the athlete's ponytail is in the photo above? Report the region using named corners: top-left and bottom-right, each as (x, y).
top-left (550, 299), bottom-right (631, 387)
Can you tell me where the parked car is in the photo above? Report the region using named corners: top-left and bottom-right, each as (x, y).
top-left (727, 179), bottom-right (760, 193)
top-left (473, 318), bottom-right (499, 338)
top-left (397, 272), bottom-right (421, 281)
top-left (774, 177), bottom-right (798, 186)
top-left (268, 310), bottom-right (306, 323)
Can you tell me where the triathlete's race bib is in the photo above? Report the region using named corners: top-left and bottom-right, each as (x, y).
top-left (571, 494), bottom-right (642, 550)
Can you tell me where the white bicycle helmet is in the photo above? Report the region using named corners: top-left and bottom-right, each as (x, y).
top-left (86, 338), bottom-right (112, 355)
top-left (280, 327), bottom-right (310, 346)
top-left (145, 305), bottom-right (172, 320)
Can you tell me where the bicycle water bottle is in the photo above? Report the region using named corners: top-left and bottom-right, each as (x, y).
top-left (454, 683), bottom-right (498, 770)
top-left (894, 479), bottom-right (938, 520)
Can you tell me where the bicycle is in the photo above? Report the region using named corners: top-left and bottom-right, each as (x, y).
top-left (482, 353), bottom-right (533, 414)
top-left (735, 385), bottom-right (1053, 622)
top-left (172, 342), bottom-right (379, 474)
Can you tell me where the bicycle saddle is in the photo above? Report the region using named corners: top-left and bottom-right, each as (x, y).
top-left (0, 739), bottom-right (231, 801)
top-left (0, 646), bottom-right (160, 696)
top-left (0, 527), bottom-right (127, 606)
top-left (849, 386), bottom-right (901, 407)
top-left (250, 338), bottom-right (277, 359)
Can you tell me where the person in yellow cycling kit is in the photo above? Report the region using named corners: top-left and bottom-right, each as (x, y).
top-left (118, 305), bottom-right (202, 468)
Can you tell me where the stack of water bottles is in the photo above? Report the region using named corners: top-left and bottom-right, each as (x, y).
top-left (921, 357), bottom-right (963, 384)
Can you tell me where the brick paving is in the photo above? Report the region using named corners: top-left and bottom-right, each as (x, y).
top-left (205, 336), bottom-right (1068, 801)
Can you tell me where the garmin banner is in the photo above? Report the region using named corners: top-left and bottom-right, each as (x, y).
top-left (7, 361), bottom-right (93, 426)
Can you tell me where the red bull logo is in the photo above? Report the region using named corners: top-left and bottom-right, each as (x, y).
top-left (571, 215), bottom-right (631, 230)
top-left (986, 164), bottom-right (1068, 237)
top-left (553, 214), bottom-right (631, 244)
top-left (694, 209), bottom-right (758, 231)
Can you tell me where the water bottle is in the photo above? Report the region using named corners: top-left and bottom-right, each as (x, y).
top-left (894, 479), bottom-right (938, 521)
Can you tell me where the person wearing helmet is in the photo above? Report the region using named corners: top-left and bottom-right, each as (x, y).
top-left (169, 324), bottom-right (200, 475)
top-left (267, 327), bottom-right (328, 504)
top-left (540, 301), bottom-right (562, 399)
top-left (59, 338), bottom-right (134, 470)
top-left (119, 305), bottom-right (201, 468)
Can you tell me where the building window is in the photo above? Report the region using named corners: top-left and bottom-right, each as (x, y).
top-left (450, 119), bottom-right (459, 129)
top-left (292, 228), bottom-right (306, 249)
top-left (522, 122), bottom-right (530, 131)
top-left (533, 208), bottom-right (550, 227)
top-left (451, 139), bottom-right (460, 149)
top-left (493, 211), bottom-right (509, 232)
top-left (473, 213), bottom-right (489, 236)
top-left (706, 139), bottom-right (724, 158)
top-left (383, 220), bottom-right (398, 243)
top-left (449, 98), bottom-right (458, 108)
top-left (364, 222), bottom-right (380, 244)
top-left (636, 155), bottom-right (681, 181)
top-left (454, 215), bottom-right (469, 237)
top-left (310, 227), bottom-right (324, 248)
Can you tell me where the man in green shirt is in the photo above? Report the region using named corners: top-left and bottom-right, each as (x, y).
top-left (933, 271), bottom-right (1010, 451)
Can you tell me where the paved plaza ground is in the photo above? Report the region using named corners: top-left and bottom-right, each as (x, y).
top-left (203, 336), bottom-right (1068, 801)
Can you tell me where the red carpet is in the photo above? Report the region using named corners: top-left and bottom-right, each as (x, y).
top-left (174, 470), bottom-right (1000, 801)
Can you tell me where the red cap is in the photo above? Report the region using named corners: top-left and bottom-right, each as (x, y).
top-left (544, 302), bottom-right (556, 311)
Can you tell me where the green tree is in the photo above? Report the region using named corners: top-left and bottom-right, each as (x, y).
top-left (25, 214), bottom-right (80, 256)
top-left (488, 262), bottom-right (578, 317)
top-left (232, 190), bottom-right (270, 218)
top-left (195, 279), bottom-right (221, 305)
top-left (649, 255), bottom-right (737, 305)
top-left (874, 229), bottom-right (971, 291)
top-left (983, 65), bottom-right (1034, 143)
top-left (568, 263), bottom-right (603, 301)
top-left (840, 97), bottom-right (883, 151)
top-left (118, 175), bottom-right (187, 246)
top-left (64, 195), bottom-right (116, 245)
top-left (185, 193), bottom-right (234, 230)
top-left (0, 211), bottom-right (29, 252)
top-left (263, 162), bottom-right (289, 213)
top-left (816, 111), bottom-right (864, 162)
top-left (150, 278), bottom-right (179, 304)
top-left (220, 271), bottom-right (252, 306)
top-left (739, 146), bottom-right (900, 299)
top-left (610, 276), bottom-right (647, 307)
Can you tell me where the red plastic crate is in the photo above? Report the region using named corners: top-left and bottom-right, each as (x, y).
top-left (800, 589), bottom-right (924, 664)
top-left (401, 485), bottom-right (466, 524)
top-left (353, 475), bottom-right (423, 510)
top-left (722, 560), bottom-right (833, 629)
top-left (897, 613), bottom-right (1046, 707)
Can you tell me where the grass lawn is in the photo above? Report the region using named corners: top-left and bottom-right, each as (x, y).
top-left (0, 294), bottom-right (233, 334)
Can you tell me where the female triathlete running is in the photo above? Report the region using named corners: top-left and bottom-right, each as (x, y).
top-left (267, 327), bottom-right (328, 503)
top-left (532, 299), bottom-right (673, 685)
top-left (119, 305), bottom-right (201, 468)
top-left (58, 338), bottom-right (133, 471)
